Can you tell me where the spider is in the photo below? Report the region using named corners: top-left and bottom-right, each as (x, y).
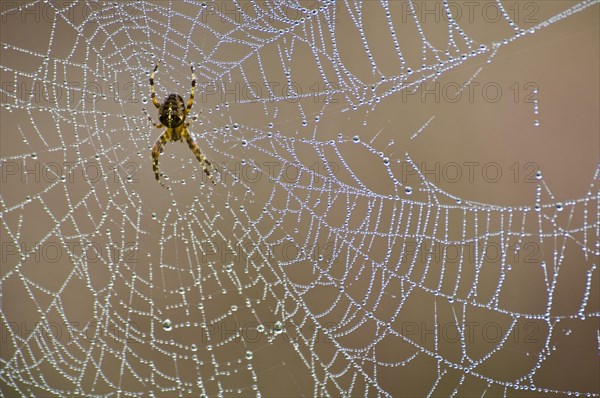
top-left (147, 62), bottom-right (216, 188)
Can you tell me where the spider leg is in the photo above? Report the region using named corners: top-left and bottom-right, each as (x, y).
top-left (186, 64), bottom-right (195, 115)
top-left (152, 129), bottom-right (171, 189)
top-left (143, 108), bottom-right (163, 128)
top-left (182, 128), bottom-right (216, 184)
top-left (150, 62), bottom-right (161, 109)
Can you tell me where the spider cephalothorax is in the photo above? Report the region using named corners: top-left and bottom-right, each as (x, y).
top-left (147, 62), bottom-right (216, 188)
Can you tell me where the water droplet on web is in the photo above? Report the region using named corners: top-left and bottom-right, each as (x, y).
top-left (383, 157), bottom-right (389, 165)
top-left (190, 344), bottom-right (197, 352)
top-left (405, 186), bottom-right (413, 195)
top-left (556, 203), bottom-right (563, 211)
top-left (246, 351), bottom-right (253, 360)
top-left (535, 171), bottom-right (542, 180)
top-left (257, 324), bottom-right (264, 333)
top-left (273, 321), bottom-right (283, 335)
top-left (533, 120), bottom-right (539, 127)
top-left (353, 135), bottom-right (360, 143)
top-left (162, 319), bottom-right (173, 331)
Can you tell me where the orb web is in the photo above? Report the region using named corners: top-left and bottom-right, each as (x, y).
top-left (1, 1), bottom-right (598, 397)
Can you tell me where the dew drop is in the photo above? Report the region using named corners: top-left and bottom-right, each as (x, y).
top-left (273, 321), bottom-right (283, 335)
top-left (162, 319), bottom-right (173, 331)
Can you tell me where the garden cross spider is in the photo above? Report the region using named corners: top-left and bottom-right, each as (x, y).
top-left (147, 62), bottom-right (216, 188)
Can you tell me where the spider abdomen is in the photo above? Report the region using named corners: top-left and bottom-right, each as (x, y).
top-left (159, 94), bottom-right (186, 128)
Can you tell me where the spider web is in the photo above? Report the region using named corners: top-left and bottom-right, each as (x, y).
top-left (1, 0), bottom-right (599, 397)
